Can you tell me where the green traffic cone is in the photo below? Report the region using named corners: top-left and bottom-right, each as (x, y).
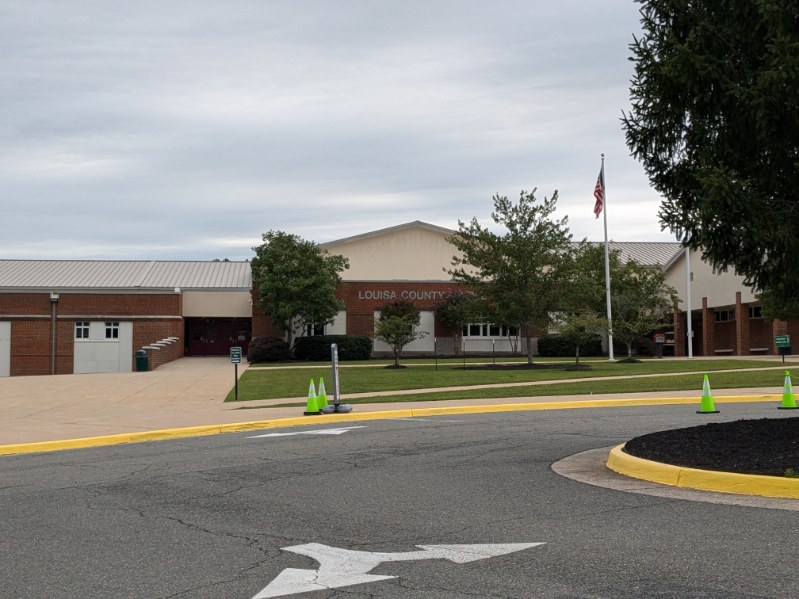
top-left (303, 379), bottom-right (320, 415)
top-left (697, 374), bottom-right (719, 414)
top-left (779, 371), bottom-right (798, 409)
top-left (317, 377), bottom-right (329, 409)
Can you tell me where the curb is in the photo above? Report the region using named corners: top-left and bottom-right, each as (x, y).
top-left (606, 444), bottom-right (799, 500)
top-left (0, 394), bottom-right (781, 457)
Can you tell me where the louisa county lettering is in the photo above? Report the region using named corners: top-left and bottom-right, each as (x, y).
top-left (357, 290), bottom-right (447, 301)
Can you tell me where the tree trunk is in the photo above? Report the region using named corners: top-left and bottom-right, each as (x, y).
top-left (452, 332), bottom-right (462, 356)
top-left (627, 342), bottom-right (633, 358)
top-left (575, 345), bottom-right (581, 365)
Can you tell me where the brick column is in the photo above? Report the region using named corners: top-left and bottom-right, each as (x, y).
top-left (701, 297), bottom-right (714, 356)
top-left (735, 291), bottom-right (749, 355)
top-left (772, 319), bottom-right (788, 356)
top-left (673, 309), bottom-right (684, 357)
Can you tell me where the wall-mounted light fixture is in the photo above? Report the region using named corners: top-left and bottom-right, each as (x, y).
top-left (50, 292), bottom-right (60, 302)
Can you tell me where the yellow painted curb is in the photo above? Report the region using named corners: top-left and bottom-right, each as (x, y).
top-left (0, 394), bottom-right (779, 457)
top-left (606, 444), bottom-right (799, 500)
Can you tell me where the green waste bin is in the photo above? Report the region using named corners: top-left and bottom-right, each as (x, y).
top-left (135, 350), bottom-right (149, 372)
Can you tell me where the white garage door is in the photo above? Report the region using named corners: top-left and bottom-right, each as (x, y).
top-left (73, 321), bottom-right (133, 374)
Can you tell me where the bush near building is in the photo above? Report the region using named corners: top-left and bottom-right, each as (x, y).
top-left (537, 334), bottom-right (603, 358)
top-left (247, 336), bottom-right (292, 363)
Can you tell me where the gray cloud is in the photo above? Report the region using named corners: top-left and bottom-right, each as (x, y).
top-left (1, 1), bottom-right (672, 261)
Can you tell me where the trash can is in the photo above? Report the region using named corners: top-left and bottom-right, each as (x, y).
top-left (135, 350), bottom-right (149, 372)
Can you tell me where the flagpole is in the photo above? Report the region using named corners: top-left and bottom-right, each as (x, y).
top-left (601, 153), bottom-right (614, 361)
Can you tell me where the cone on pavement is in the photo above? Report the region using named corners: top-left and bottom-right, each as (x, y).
top-left (779, 371), bottom-right (798, 409)
top-left (697, 374), bottom-right (719, 414)
top-left (317, 377), bottom-right (329, 409)
top-left (303, 379), bottom-right (320, 415)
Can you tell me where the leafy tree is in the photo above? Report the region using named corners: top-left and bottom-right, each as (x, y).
top-left (434, 291), bottom-right (486, 355)
top-left (624, 0), bottom-right (799, 310)
top-left (556, 242), bottom-right (613, 363)
top-left (448, 189), bottom-right (574, 365)
top-left (553, 314), bottom-right (606, 366)
top-left (561, 242), bottom-right (677, 360)
top-left (374, 300), bottom-right (426, 367)
top-left (251, 231), bottom-right (349, 347)
top-left (610, 260), bottom-right (679, 359)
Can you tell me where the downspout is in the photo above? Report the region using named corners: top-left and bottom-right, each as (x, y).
top-left (49, 292), bottom-right (60, 375)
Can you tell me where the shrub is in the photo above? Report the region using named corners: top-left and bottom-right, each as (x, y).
top-left (293, 335), bottom-right (373, 361)
top-left (247, 336), bottom-right (292, 363)
top-left (537, 334), bottom-right (603, 357)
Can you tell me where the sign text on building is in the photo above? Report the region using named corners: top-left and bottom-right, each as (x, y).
top-left (357, 290), bottom-right (447, 301)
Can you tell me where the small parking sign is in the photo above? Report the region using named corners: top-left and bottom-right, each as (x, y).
top-left (230, 346), bottom-right (242, 364)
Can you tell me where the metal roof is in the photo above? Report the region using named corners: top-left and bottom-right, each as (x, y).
top-left (0, 260), bottom-right (252, 290)
top-left (598, 241), bottom-right (683, 268)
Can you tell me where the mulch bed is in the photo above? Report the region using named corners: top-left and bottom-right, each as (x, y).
top-left (623, 417), bottom-right (799, 477)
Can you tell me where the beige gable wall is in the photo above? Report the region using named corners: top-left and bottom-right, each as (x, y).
top-left (666, 248), bottom-right (757, 309)
top-left (182, 291), bottom-right (252, 317)
top-left (324, 225), bottom-right (461, 282)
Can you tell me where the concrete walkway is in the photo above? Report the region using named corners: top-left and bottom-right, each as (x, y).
top-left (0, 356), bottom-right (787, 445)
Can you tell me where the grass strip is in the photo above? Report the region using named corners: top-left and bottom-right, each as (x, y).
top-left (226, 359), bottom-right (798, 403)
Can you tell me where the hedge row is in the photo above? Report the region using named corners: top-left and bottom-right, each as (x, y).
top-left (537, 334), bottom-right (604, 357)
top-left (247, 334), bottom-right (373, 363)
top-left (293, 335), bottom-right (373, 361)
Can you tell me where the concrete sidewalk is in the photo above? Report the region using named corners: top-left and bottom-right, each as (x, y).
top-left (0, 357), bottom-right (785, 445)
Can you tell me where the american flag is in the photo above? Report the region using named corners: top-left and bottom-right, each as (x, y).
top-left (593, 166), bottom-right (604, 219)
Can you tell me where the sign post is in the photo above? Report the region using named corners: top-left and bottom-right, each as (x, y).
top-left (327, 343), bottom-right (352, 413)
top-left (775, 335), bottom-right (791, 364)
top-left (230, 346), bottom-right (242, 401)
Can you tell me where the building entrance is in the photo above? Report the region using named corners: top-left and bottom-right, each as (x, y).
top-left (185, 317), bottom-right (252, 356)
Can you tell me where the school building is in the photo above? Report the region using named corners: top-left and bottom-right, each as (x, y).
top-left (0, 221), bottom-right (789, 376)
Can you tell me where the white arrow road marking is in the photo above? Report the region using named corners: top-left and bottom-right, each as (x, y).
top-left (251, 542), bottom-right (544, 598)
top-left (248, 426), bottom-right (366, 439)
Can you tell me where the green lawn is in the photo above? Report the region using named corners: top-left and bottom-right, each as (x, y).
top-left (226, 358), bottom-right (798, 403)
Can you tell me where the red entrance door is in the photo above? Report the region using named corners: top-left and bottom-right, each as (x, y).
top-left (187, 318), bottom-right (251, 356)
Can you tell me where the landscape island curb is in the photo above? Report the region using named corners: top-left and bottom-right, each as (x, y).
top-left (606, 444), bottom-right (799, 500)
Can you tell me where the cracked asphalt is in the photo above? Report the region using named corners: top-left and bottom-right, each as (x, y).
top-left (1, 402), bottom-right (797, 598)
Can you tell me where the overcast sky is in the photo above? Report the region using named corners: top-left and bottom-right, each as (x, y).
top-left (1, 0), bottom-right (675, 261)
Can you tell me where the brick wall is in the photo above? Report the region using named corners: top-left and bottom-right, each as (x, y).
top-left (134, 319), bottom-right (185, 371)
top-left (735, 292), bottom-right (749, 356)
top-left (2, 292), bottom-right (184, 376)
top-left (251, 281), bottom-right (469, 340)
top-left (701, 297), bottom-right (714, 356)
top-left (337, 282), bottom-right (465, 337)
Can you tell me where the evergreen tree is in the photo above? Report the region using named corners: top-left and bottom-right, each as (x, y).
top-left (624, 0), bottom-right (799, 310)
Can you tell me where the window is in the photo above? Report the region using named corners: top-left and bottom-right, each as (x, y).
top-left (75, 321), bottom-right (89, 339)
top-left (105, 322), bottom-right (120, 339)
top-left (714, 310), bottom-right (735, 322)
top-left (305, 323), bottom-right (325, 336)
top-left (462, 323), bottom-right (519, 337)
top-left (748, 306), bottom-right (763, 319)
